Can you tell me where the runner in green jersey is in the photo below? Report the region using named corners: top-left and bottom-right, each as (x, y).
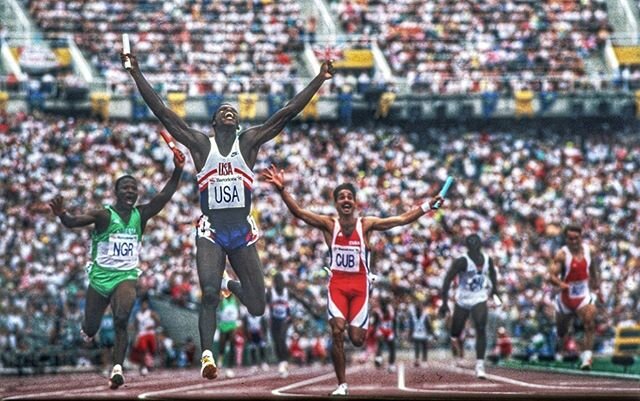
top-left (49, 149), bottom-right (185, 389)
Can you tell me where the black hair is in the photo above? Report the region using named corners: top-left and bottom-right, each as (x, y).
top-left (563, 224), bottom-right (582, 237)
top-left (333, 183), bottom-right (357, 202)
top-left (114, 175), bottom-right (136, 191)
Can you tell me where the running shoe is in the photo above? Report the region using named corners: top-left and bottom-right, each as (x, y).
top-left (109, 364), bottom-right (124, 389)
top-left (330, 383), bottom-right (348, 396)
top-left (200, 350), bottom-right (218, 379)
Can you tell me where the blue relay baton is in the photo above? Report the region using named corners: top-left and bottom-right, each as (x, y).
top-left (432, 176), bottom-right (454, 210)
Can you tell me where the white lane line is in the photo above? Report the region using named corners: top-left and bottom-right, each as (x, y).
top-left (399, 360), bottom-right (639, 394)
top-left (271, 365), bottom-right (365, 397)
top-left (139, 371), bottom-right (280, 399)
top-left (3, 385), bottom-right (106, 400)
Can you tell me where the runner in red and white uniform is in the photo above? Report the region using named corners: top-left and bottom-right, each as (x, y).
top-left (262, 165), bottom-right (444, 396)
top-left (548, 224), bottom-right (601, 370)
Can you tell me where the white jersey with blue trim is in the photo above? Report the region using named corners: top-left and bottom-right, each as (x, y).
top-left (195, 135), bottom-right (255, 224)
top-left (269, 287), bottom-right (290, 320)
top-left (455, 252), bottom-right (492, 308)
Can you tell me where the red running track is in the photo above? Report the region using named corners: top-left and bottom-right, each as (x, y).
top-left (2, 358), bottom-right (638, 400)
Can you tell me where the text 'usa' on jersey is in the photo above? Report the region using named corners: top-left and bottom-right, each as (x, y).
top-left (196, 136), bottom-right (255, 227)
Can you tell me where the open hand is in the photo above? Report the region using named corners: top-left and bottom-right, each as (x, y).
top-left (49, 195), bottom-right (65, 217)
top-left (262, 164), bottom-right (285, 191)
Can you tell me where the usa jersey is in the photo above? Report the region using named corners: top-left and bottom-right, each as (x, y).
top-left (329, 217), bottom-right (369, 277)
top-left (196, 136), bottom-right (254, 226)
top-left (455, 252), bottom-right (491, 308)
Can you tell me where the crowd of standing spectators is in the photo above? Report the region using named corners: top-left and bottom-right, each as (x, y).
top-left (1, 111), bottom-right (638, 372)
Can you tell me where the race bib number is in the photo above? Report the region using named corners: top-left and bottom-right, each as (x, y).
top-left (208, 175), bottom-right (245, 209)
top-left (569, 281), bottom-right (588, 299)
top-left (467, 274), bottom-right (486, 292)
top-left (107, 233), bottom-right (138, 261)
top-left (332, 246), bottom-right (360, 273)
top-left (272, 304), bottom-right (288, 320)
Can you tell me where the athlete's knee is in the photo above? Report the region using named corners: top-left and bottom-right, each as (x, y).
top-left (201, 286), bottom-right (221, 306)
top-left (350, 336), bottom-right (365, 347)
top-left (331, 322), bottom-right (346, 339)
top-left (113, 313), bottom-right (129, 331)
top-left (348, 328), bottom-right (366, 347)
top-left (246, 299), bottom-right (265, 316)
top-left (82, 322), bottom-right (99, 338)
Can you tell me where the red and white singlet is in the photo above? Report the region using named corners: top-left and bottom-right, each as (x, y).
top-left (556, 244), bottom-right (594, 313)
top-left (327, 217), bottom-right (370, 328)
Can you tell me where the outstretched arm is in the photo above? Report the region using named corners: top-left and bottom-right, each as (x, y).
top-left (364, 195), bottom-right (444, 232)
top-left (49, 195), bottom-right (109, 230)
top-left (122, 52), bottom-right (207, 162)
top-left (242, 62), bottom-right (334, 151)
top-left (137, 149), bottom-right (185, 229)
top-left (262, 165), bottom-right (333, 232)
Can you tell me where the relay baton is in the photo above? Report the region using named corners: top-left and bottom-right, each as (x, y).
top-left (122, 34), bottom-right (132, 69)
top-left (159, 130), bottom-right (184, 162)
top-left (432, 176), bottom-right (454, 210)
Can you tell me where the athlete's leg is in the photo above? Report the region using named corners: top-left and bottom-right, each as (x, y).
top-left (82, 285), bottom-right (111, 337)
top-left (271, 318), bottom-right (289, 363)
top-left (227, 244), bottom-right (266, 316)
top-left (576, 303), bottom-right (597, 351)
top-left (330, 317), bottom-right (348, 384)
top-left (388, 338), bottom-right (396, 366)
top-left (347, 326), bottom-right (367, 347)
top-left (555, 312), bottom-right (573, 355)
top-left (109, 280), bottom-right (137, 366)
top-left (450, 304), bottom-right (470, 358)
top-left (196, 238), bottom-right (227, 351)
top-left (470, 302), bottom-right (489, 359)
top-left (218, 330), bottom-right (232, 367)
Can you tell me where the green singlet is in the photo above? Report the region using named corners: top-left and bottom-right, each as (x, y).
top-left (86, 205), bottom-right (142, 297)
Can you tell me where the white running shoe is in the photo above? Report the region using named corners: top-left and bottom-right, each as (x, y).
top-left (374, 355), bottom-right (383, 368)
top-left (109, 364), bottom-right (124, 389)
top-left (475, 360), bottom-right (486, 379)
top-left (580, 350), bottom-right (593, 371)
top-left (225, 368), bottom-right (235, 378)
top-left (388, 364), bottom-right (397, 373)
top-left (330, 383), bottom-right (348, 396)
top-left (261, 362), bottom-right (270, 372)
top-left (200, 350), bottom-right (218, 379)
top-left (140, 366), bottom-right (149, 376)
top-left (221, 270), bottom-right (232, 298)
top-left (278, 361), bottom-right (289, 378)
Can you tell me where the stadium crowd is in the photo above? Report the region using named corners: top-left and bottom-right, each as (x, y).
top-left (1, 110), bottom-right (638, 372)
top-left (26, 0), bottom-right (306, 95)
top-left (332, 0), bottom-right (612, 93)
top-left (20, 0), bottom-right (617, 95)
